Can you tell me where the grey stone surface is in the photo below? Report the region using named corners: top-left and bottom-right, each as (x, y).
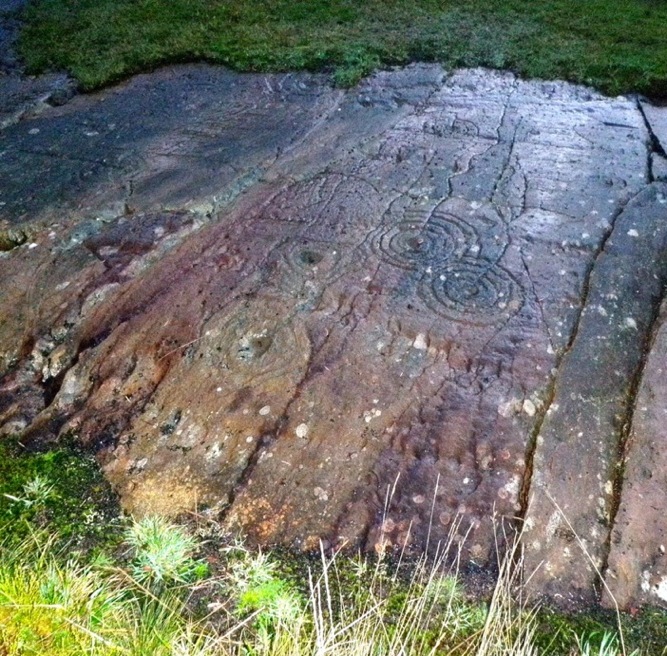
top-left (641, 101), bottom-right (667, 154)
top-left (653, 152), bottom-right (667, 181)
top-left (0, 63), bottom-right (666, 608)
top-left (0, 74), bottom-right (74, 129)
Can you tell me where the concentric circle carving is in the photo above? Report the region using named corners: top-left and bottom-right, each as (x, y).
top-left (371, 215), bottom-right (479, 270)
top-left (419, 258), bottom-right (523, 325)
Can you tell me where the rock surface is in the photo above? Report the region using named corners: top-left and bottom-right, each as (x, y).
top-left (603, 298), bottom-right (667, 609)
top-left (1, 63), bottom-right (667, 609)
top-left (0, 0), bottom-right (77, 129)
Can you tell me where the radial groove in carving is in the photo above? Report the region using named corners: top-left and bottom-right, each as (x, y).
top-left (419, 258), bottom-right (523, 325)
top-left (372, 214), bottom-right (479, 270)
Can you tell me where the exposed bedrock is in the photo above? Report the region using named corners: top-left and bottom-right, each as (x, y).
top-left (1, 63), bottom-right (666, 608)
top-left (602, 295), bottom-right (667, 610)
top-left (523, 182), bottom-right (667, 607)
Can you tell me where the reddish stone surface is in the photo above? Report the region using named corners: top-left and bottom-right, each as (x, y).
top-left (603, 298), bottom-right (667, 609)
top-left (2, 63), bottom-right (667, 607)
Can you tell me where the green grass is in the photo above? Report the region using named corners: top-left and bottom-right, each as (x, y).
top-left (0, 438), bottom-right (122, 550)
top-left (0, 513), bottom-right (659, 656)
top-left (16, 0), bottom-right (667, 95)
top-left (0, 448), bottom-right (663, 654)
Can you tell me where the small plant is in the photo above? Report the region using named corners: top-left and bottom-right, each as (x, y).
top-left (125, 516), bottom-right (207, 588)
top-left (229, 550), bottom-right (304, 632)
top-left (576, 630), bottom-right (641, 656)
top-left (4, 474), bottom-right (55, 506)
top-left (19, 475), bottom-right (56, 506)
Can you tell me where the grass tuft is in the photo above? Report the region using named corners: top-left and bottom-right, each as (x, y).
top-left (124, 515), bottom-right (207, 589)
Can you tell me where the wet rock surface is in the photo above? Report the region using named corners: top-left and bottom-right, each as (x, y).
top-left (1, 62), bottom-right (667, 609)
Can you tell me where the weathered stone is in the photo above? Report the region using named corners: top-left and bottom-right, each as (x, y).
top-left (641, 101), bottom-right (667, 153)
top-left (1, 63), bottom-right (665, 607)
top-left (603, 297), bottom-right (667, 609)
top-left (523, 183), bottom-right (667, 606)
top-left (653, 152), bottom-right (667, 182)
top-left (0, 227), bottom-right (26, 251)
top-left (0, 74), bottom-right (74, 130)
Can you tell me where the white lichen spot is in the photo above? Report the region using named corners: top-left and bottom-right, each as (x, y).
top-left (313, 487), bottom-right (329, 502)
top-left (627, 229), bottom-right (639, 237)
top-left (413, 333), bottom-right (428, 350)
top-left (641, 570), bottom-right (651, 593)
top-left (654, 577), bottom-right (667, 602)
top-left (259, 405), bottom-right (271, 416)
top-left (498, 398), bottom-right (521, 417)
top-left (246, 435), bottom-right (254, 443)
top-left (546, 511), bottom-right (561, 541)
top-left (624, 317), bottom-right (637, 330)
top-left (363, 408), bottom-right (382, 423)
top-left (296, 423), bottom-right (309, 438)
top-left (206, 443), bottom-right (222, 461)
top-left (597, 305), bottom-right (608, 317)
top-left (412, 494), bottom-right (426, 504)
top-left (604, 480), bottom-right (613, 495)
top-left (523, 399), bottom-right (536, 417)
